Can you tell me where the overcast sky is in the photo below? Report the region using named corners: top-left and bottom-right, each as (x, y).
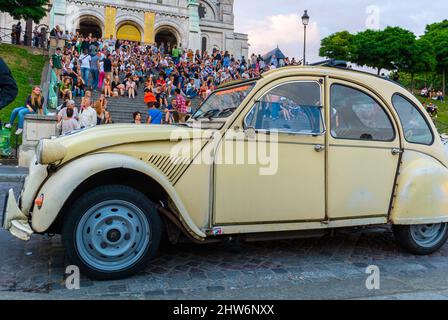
top-left (234, 0), bottom-right (448, 63)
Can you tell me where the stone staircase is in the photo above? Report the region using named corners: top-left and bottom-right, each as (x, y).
top-left (58, 75), bottom-right (203, 124)
top-left (104, 85), bottom-right (149, 123)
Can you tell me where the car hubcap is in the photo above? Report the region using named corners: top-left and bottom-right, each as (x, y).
top-left (75, 200), bottom-right (151, 272)
top-left (410, 223), bottom-right (447, 248)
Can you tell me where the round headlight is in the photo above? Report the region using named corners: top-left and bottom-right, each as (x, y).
top-left (36, 140), bottom-right (44, 164)
top-left (36, 139), bottom-right (67, 165)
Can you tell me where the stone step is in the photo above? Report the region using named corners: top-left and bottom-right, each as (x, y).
top-left (59, 88), bottom-right (203, 124)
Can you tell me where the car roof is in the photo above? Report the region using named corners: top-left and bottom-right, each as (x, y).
top-left (261, 65), bottom-right (392, 84)
top-left (260, 65), bottom-right (413, 102)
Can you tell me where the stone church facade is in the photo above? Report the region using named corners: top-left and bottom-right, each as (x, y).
top-left (0, 0), bottom-right (249, 59)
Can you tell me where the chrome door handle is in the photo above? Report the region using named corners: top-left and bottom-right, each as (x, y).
top-left (314, 144), bottom-right (325, 152)
top-left (391, 148), bottom-right (403, 156)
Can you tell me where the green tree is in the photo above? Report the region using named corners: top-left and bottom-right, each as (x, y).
top-left (425, 19), bottom-right (448, 34)
top-left (0, 0), bottom-right (49, 23)
top-left (423, 27), bottom-right (448, 96)
top-left (378, 27), bottom-right (416, 71)
top-left (400, 38), bottom-right (436, 91)
top-left (351, 29), bottom-right (383, 74)
top-left (351, 27), bottom-right (415, 75)
top-left (431, 30), bottom-right (448, 96)
top-left (319, 31), bottom-right (354, 61)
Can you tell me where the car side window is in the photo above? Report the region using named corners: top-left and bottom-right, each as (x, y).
top-left (330, 84), bottom-right (395, 141)
top-left (392, 94), bottom-right (434, 145)
top-left (244, 81), bottom-right (324, 135)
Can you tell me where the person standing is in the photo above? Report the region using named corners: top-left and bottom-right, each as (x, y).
top-left (147, 102), bottom-right (163, 125)
top-left (32, 26), bottom-right (39, 47)
top-left (174, 88), bottom-right (187, 123)
top-left (98, 52), bottom-right (105, 91)
top-left (57, 107), bottom-right (80, 134)
top-left (15, 22), bottom-right (22, 45)
top-left (103, 53), bottom-right (112, 81)
top-left (89, 51), bottom-right (100, 91)
top-left (78, 98), bottom-right (97, 128)
top-left (0, 57), bottom-right (18, 110)
top-left (172, 45), bottom-right (180, 65)
top-left (79, 49), bottom-right (91, 88)
top-left (50, 47), bottom-right (63, 82)
top-left (57, 99), bottom-right (79, 123)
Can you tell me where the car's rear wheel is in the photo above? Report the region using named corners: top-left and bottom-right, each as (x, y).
top-left (62, 185), bottom-right (162, 280)
top-left (393, 223), bottom-right (448, 255)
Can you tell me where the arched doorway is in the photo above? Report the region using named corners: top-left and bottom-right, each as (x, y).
top-left (117, 23), bottom-right (141, 42)
top-left (155, 29), bottom-right (178, 47)
top-left (78, 16), bottom-right (102, 38)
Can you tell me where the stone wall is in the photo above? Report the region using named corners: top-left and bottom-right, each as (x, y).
top-left (19, 115), bottom-right (58, 167)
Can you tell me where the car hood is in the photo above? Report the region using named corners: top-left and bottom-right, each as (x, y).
top-left (56, 124), bottom-right (209, 163)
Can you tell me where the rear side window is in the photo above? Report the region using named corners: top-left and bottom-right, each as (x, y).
top-left (330, 84), bottom-right (395, 141)
top-left (392, 94), bottom-right (434, 145)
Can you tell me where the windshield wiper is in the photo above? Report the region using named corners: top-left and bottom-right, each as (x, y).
top-left (194, 109), bottom-right (220, 120)
top-left (216, 107), bottom-right (237, 118)
top-left (194, 107), bottom-right (238, 120)
top-left (175, 123), bottom-right (191, 127)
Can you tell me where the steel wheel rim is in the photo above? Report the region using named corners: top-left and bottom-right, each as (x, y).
top-left (410, 223), bottom-right (447, 248)
top-left (75, 200), bottom-right (151, 272)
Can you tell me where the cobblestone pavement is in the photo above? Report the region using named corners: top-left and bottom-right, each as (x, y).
top-left (2, 182), bottom-right (448, 300)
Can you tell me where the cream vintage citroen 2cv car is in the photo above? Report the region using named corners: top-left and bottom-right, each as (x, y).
top-left (4, 65), bottom-right (448, 279)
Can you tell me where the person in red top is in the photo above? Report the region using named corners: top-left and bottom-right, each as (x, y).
top-left (174, 88), bottom-right (187, 123)
top-left (144, 88), bottom-right (156, 104)
top-left (156, 73), bottom-right (166, 87)
top-left (156, 74), bottom-right (166, 92)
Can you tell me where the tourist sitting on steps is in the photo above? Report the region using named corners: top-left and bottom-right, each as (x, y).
top-left (6, 86), bottom-right (44, 135)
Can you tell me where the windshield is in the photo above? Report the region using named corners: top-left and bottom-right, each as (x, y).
top-left (193, 82), bottom-right (256, 120)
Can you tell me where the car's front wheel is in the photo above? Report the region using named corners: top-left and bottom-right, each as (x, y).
top-left (62, 185), bottom-right (162, 280)
top-left (393, 223), bottom-right (448, 255)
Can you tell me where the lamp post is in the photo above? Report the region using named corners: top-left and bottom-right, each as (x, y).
top-left (301, 10), bottom-right (309, 65)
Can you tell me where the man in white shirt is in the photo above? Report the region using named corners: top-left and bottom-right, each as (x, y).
top-left (79, 98), bottom-right (97, 128)
top-left (79, 49), bottom-right (91, 88)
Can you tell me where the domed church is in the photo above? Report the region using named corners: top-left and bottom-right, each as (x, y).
top-left (0, 0), bottom-right (249, 59)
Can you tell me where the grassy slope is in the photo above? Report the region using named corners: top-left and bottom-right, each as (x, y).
top-left (416, 96), bottom-right (448, 134)
top-left (0, 44), bottom-right (46, 123)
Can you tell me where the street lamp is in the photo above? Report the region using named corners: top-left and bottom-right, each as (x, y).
top-left (301, 10), bottom-right (309, 65)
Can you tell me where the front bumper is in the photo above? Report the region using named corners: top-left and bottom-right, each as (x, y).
top-left (2, 189), bottom-right (33, 241)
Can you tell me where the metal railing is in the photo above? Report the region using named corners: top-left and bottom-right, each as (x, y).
top-left (0, 122), bottom-right (20, 162)
top-left (0, 26), bottom-right (49, 54)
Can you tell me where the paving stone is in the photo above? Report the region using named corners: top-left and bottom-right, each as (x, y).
top-left (206, 286), bottom-right (225, 292)
top-left (2, 182), bottom-right (448, 299)
top-left (144, 290), bottom-right (165, 297)
top-left (108, 284), bottom-right (128, 292)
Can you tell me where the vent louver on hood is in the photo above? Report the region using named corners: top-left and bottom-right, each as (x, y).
top-left (147, 154), bottom-right (191, 184)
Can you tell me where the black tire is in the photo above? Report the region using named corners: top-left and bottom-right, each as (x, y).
top-left (62, 185), bottom-right (162, 280)
top-left (393, 223), bottom-right (448, 255)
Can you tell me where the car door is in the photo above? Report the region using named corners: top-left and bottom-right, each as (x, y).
top-left (213, 78), bottom-right (327, 225)
top-left (327, 80), bottom-right (401, 220)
